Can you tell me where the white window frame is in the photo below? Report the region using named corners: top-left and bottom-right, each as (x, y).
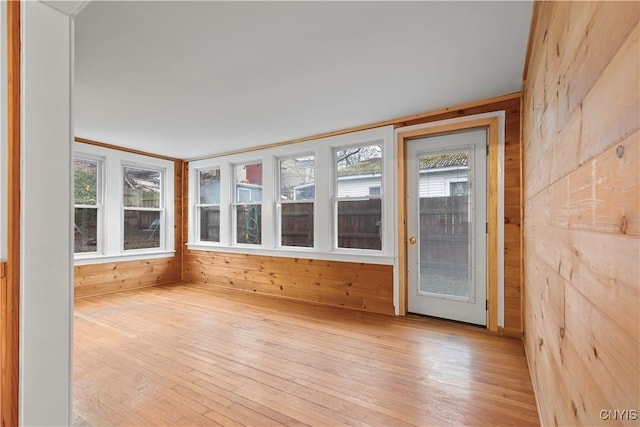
top-left (194, 166), bottom-right (222, 244)
top-left (74, 142), bottom-right (175, 265)
top-left (332, 142), bottom-right (384, 253)
top-left (232, 161), bottom-right (263, 246)
top-left (73, 154), bottom-right (104, 255)
top-left (121, 162), bottom-right (166, 253)
top-left (277, 153), bottom-right (315, 250)
top-left (187, 126), bottom-right (395, 264)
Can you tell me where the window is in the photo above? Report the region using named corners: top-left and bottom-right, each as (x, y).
top-left (234, 162), bottom-right (262, 245)
top-left (450, 181), bottom-right (468, 197)
top-left (187, 125), bottom-right (393, 262)
top-left (74, 142), bottom-right (175, 263)
top-left (279, 155), bottom-right (314, 248)
top-left (335, 144), bottom-right (383, 250)
top-left (122, 166), bottom-right (163, 250)
top-left (74, 157), bottom-right (101, 253)
top-left (196, 168), bottom-right (221, 242)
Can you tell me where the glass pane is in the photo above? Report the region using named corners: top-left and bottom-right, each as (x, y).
top-left (418, 150), bottom-right (470, 297)
top-left (236, 204), bottom-right (261, 244)
top-left (336, 144), bottom-right (382, 197)
top-left (337, 199), bottom-right (382, 250)
top-left (235, 163), bottom-right (262, 202)
top-left (280, 156), bottom-right (314, 200)
top-left (74, 207), bottom-right (98, 253)
top-left (74, 159), bottom-right (98, 205)
top-left (123, 210), bottom-right (160, 250)
top-left (199, 206), bottom-right (220, 242)
top-left (281, 203), bottom-right (313, 247)
top-left (199, 168), bottom-right (220, 204)
top-left (123, 167), bottom-right (161, 208)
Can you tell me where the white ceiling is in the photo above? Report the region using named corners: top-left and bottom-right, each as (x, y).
top-left (74, 1), bottom-right (532, 159)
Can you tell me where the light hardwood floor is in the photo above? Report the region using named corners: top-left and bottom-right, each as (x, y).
top-left (73, 283), bottom-right (539, 426)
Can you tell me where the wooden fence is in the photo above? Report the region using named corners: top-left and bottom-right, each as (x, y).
top-left (419, 196), bottom-right (469, 278)
top-left (198, 200), bottom-right (383, 249)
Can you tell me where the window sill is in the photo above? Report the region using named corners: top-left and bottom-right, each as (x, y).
top-left (186, 243), bottom-right (394, 265)
top-left (74, 250), bottom-right (176, 266)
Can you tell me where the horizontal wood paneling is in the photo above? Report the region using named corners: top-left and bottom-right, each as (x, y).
top-left (74, 257), bottom-right (181, 299)
top-left (74, 159), bottom-right (184, 298)
top-left (183, 251), bottom-right (395, 315)
top-left (523, 2), bottom-right (639, 426)
top-left (73, 283), bottom-right (539, 426)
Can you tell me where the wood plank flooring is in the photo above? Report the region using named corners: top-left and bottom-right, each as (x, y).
top-left (73, 283), bottom-right (539, 426)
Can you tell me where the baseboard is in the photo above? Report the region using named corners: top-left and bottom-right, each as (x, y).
top-left (523, 335), bottom-right (545, 427)
top-left (498, 326), bottom-right (524, 338)
top-left (73, 280), bottom-right (180, 300)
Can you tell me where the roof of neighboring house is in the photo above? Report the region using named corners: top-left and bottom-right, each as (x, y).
top-left (337, 152), bottom-right (468, 177)
top-left (337, 158), bottom-right (381, 177)
top-left (419, 151), bottom-right (468, 169)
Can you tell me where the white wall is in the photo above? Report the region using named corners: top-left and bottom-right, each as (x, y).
top-left (336, 175), bottom-right (381, 197)
top-left (418, 169), bottom-right (468, 197)
top-left (20, 2), bottom-right (72, 425)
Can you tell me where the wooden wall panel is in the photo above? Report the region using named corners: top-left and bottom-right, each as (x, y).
top-left (2, 2), bottom-right (20, 424)
top-left (396, 95), bottom-right (523, 335)
top-left (75, 256), bottom-right (181, 299)
top-left (522, 2), bottom-right (639, 426)
top-left (74, 159), bottom-right (184, 298)
top-left (183, 251), bottom-right (395, 315)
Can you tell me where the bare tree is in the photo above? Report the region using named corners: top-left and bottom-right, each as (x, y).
top-left (336, 145), bottom-right (381, 169)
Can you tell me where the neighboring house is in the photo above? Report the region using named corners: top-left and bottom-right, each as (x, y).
top-left (296, 154), bottom-right (470, 199)
top-left (236, 183), bottom-right (262, 202)
top-left (200, 181), bottom-right (263, 203)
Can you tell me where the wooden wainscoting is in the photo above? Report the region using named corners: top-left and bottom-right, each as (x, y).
top-left (74, 257), bottom-right (182, 299)
top-left (183, 251), bottom-right (394, 315)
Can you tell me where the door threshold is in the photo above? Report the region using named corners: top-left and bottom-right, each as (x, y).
top-left (405, 312), bottom-right (487, 331)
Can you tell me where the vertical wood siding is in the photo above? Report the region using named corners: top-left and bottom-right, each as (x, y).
top-left (522, 2), bottom-right (639, 425)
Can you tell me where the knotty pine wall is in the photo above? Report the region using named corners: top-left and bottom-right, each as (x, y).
top-left (183, 95), bottom-right (524, 324)
top-left (522, 2), bottom-right (639, 425)
top-left (183, 251), bottom-right (394, 315)
top-left (74, 159), bottom-right (184, 298)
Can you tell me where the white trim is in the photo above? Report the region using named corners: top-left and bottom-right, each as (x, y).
top-left (73, 141), bottom-right (175, 263)
top-left (333, 142), bottom-right (384, 252)
top-left (73, 250), bottom-right (176, 265)
top-left (188, 126), bottom-right (395, 263)
top-left (394, 110), bottom-right (506, 323)
top-left (73, 154), bottom-right (104, 254)
top-left (187, 243), bottom-right (395, 265)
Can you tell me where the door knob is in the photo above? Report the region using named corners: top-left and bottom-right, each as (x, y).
top-left (408, 236), bottom-right (417, 245)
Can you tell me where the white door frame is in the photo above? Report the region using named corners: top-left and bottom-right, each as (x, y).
top-left (395, 112), bottom-right (505, 331)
